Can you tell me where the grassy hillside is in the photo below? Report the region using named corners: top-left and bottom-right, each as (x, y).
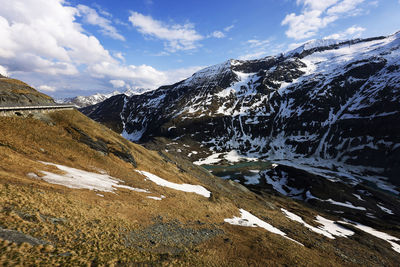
top-left (0, 108), bottom-right (399, 266)
top-left (0, 78), bottom-right (54, 106)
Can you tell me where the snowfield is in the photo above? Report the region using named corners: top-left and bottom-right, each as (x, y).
top-left (36, 162), bottom-right (149, 193)
top-left (193, 150), bottom-right (258, 165)
top-left (135, 170), bottom-right (211, 198)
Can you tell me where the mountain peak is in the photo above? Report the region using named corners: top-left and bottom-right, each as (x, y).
top-left (286, 38), bottom-right (344, 56)
top-left (180, 59), bottom-right (234, 88)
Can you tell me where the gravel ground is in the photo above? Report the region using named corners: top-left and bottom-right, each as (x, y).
top-left (124, 219), bottom-right (224, 255)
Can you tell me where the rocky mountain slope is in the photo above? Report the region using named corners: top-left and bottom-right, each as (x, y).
top-left (82, 32), bottom-right (400, 196)
top-left (2, 79), bottom-right (400, 266)
top-left (57, 88), bottom-right (151, 108)
top-left (0, 77), bottom-right (55, 106)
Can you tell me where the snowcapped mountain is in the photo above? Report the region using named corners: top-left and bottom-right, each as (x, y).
top-left (57, 88), bottom-right (151, 107)
top-left (81, 32), bottom-right (400, 196)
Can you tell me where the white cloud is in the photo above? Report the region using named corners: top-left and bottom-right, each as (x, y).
top-left (239, 51), bottom-right (269, 60)
top-left (164, 66), bottom-right (205, 84)
top-left (38, 85), bottom-right (56, 92)
top-left (287, 41), bottom-right (307, 51)
top-left (208, 25), bottom-right (235, 39)
top-left (0, 0), bottom-right (115, 74)
top-left (77, 5), bottom-right (125, 41)
top-left (210, 31), bottom-right (226, 38)
top-left (368, 1), bottom-right (378, 7)
top-left (282, 0), bottom-right (366, 40)
top-left (152, 51), bottom-right (170, 56)
top-left (0, 0), bottom-right (202, 96)
top-left (128, 11), bottom-right (203, 52)
top-left (247, 39), bottom-right (271, 48)
top-left (344, 25), bottom-right (365, 35)
top-left (92, 3), bottom-right (112, 18)
top-left (0, 64), bottom-right (8, 76)
top-left (88, 62), bottom-right (167, 88)
top-left (114, 52), bottom-right (125, 62)
top-left (297, 0), bottom-right (340, 11)
top-left (89, 62), bottom-right (204, 89)
top-left (239, 39), bottom-right (272, 60)
top-left (224, 25), bottom-right (234, 32)
top-left (324, 25), bottom-right (366, 39)
top-left (326, 0), bottom-right (364, 15)
top-left (110, 79), bottom-right (126, 88)
top-left (114, 18), bottom-right (129, 27)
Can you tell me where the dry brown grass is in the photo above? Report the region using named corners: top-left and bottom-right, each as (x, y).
top-left (0, 110), bottom-right (399, 266)
top-left (0, 78), bottom-right (53, 100)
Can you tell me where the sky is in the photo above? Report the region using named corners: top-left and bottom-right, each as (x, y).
top-left (0, 0), bottom-right (399, 98)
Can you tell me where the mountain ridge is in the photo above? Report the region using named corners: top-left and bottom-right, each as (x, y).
top-left (81, 32), bottom-right (400, 200)
top-left (57, 88), bottom-right (152, 108)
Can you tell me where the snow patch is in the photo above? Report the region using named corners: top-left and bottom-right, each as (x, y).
top-left (38, 162), bottom-right (149, 193)
top-left (353, 194), bottom-right (364, 201)
top-left (325, 199), bottom-right (366, 211)
top-left (281, 209), bottom-right (354, 239)
top-left (263, 171), bottom-right (303, 198)
top-left (315, 216), bottom-right (354, 238)
top-left (193, 153), bottom-right (223, 165)
top-left (341, 220), bottom-right (400, 253)
top-left (135, 170), bottom-right (211, 198)
top-left (224, 150), bottom-right (258, 163)
top-left (225, 209), bottom-right (303, 246)
top-left (377, 204), bottom-right (394, 215)
top-left (147, 195), bottom-right (166, 201)
top-left (122, 129), bottom-right (145, 142)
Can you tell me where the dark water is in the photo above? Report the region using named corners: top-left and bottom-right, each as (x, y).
top-left (202, 160), bottom-right (272, 181)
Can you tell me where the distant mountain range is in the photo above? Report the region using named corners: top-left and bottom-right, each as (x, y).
top-left (57, 88), bottom-right (152, 107)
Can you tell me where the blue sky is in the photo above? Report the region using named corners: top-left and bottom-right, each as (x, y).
top-left (0, 0), bottom-right (399, 98)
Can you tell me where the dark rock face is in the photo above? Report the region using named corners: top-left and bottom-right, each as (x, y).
top-left (81, 33), bottom-right (400, 189)
top-left (256, 164), bottom-right (400, 226)
top-left (0, 227), bottom-right (49, 246)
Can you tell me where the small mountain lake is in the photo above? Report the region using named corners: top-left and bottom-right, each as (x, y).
top-left (202, 160), bottom-right (272, 184)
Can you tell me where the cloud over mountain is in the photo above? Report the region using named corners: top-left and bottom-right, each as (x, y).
top-left (129, 11), bottom-right (203, 52)
top-left (0, 0), bottom-right (201, 96)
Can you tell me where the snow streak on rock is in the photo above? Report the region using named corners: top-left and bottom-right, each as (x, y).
top-left (225, 208), bottom-right (304, 246)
